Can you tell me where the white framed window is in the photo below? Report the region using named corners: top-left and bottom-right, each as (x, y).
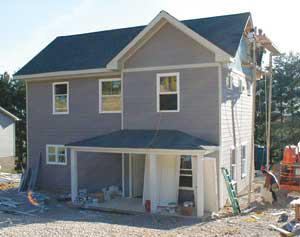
top-left (52, 82), bottom-right (69, 114)
top-left (230, 146), bottom-right (236, 181)
top-left (53, 82), bottom-right (69, 114)
top-left (246, 79), bottom-right (252, 96)
top-left (226, 75), bottom-right (233, 90)
top-left (238, 79), bottom-right (243, 93)
top-left (46, 145), bottom-right (67, 165)
top-left (179, 155), bottom-right (193, 190)
top-left (241, 144), bottom-right (247, 178)
top-left (157, 72), bottom-right (180, 112)
top-left (99, 79), bottom-right (122, 113)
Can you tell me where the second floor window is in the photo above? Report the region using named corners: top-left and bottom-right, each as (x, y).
top-left (99, 79), bottom-right (121, 113)
top-left (157, 73), bottom-right (180, 112)
top-left (53, 82), bottom-right (69, 114)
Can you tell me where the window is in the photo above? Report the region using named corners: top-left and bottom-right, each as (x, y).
top-left (53, 82), bottom-right (69, 114)
top-left (238, 79), bottom-right (243, 93)
top-left (179, 155), bottom-right (192, 189)
top-left (46, 145), bottom-right (67, 165)
top-left (246, 79), bottom-right (252, 96)
top-left (241, 144), bottom-right (247, 178)
top-left (157, 73), bottom-right (180, 112)
top-left (226, 75), bottom-right (233, 90)
top-left (99, 79), bottom-right (121, 113)
top-left (230, 146), bottom-right (236, 181)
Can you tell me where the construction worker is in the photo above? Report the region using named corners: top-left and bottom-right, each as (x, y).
top-left (262, 168), bottom-right (280, 203)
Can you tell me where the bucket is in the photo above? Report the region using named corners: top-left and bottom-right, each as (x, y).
top-left (145, 200), bottom-right (151, 212)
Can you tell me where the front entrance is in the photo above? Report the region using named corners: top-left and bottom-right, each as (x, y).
top-left (131, 154), bottom-right (145, 198)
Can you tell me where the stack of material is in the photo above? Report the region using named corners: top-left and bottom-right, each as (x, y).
top-left (19, 153), bottom-right (41, 192)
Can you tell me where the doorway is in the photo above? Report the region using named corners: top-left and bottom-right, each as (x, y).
top-left (131, 154), bottom-right (145, 198)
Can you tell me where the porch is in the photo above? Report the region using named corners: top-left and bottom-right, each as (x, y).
top-left (65, 129), bottom-right (218, 217)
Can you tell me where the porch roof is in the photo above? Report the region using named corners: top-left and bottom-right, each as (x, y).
top-left (66, 129), bottom-right (217, 151)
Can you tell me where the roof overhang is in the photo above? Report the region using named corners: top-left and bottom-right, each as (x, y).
top-left (0, 107), bottom-right (20, 121)
top-left (66, 146), bottom-right (218, 155)
top-left (106, 10), bottom-right (232, 70)
top-left (14, 68), bottom-right (120, 81)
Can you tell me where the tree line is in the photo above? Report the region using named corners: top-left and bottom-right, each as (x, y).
top-left (255, 52), bottom-right (300, 163)
top-left (0, 72), bottom-right (26, 170)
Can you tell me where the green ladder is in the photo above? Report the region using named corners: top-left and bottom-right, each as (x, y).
top-left (221, 167), bottom-right (241, 215)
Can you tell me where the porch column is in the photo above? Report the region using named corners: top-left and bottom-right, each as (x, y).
top-left (71, 149), bottom-right (78, 202)
top-left (196, 153), bottom-right (204, 217)
top-left (149, 153), bottom-right (158, 213)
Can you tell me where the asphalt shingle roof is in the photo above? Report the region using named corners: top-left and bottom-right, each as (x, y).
top-left (15, 12), bottom-right (250, 76)
top-left (66, 129), bottom-right (216, 150)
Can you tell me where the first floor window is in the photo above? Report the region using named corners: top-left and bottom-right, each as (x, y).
top-left (241, 144), bottom-right (247, 178)
top-left (238, 79), bottom-right (243, 93)
top-left (230, 146), bottom-right (236, 181)
top-left (53, 82), bottom-right (69, 114)
top-left (99, 79), bottom-right (121, 113)
top-left (46, 145), bottom-right (67, 165)
top-left (226, 75), bottom-right (233, 90)
top-left (157, 73), bottom-right (179, 112)
top-left (179, 155), bottom-right (192, 189)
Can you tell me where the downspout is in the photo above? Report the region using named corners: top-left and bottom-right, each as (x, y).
top-left (218, 63), bottom-right (223, 209)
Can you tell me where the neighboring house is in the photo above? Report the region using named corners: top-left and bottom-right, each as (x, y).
top-left (0, 107), bottom-right (20, 172)
top-left (14, 11), bottom-right (275, 216)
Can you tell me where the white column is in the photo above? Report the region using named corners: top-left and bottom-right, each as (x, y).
top-left (196, 153), bottom-right (204, 217)
top-left (122, 153), bottom-right (125, 197)
top-left (129, 154), bottom-right (132, 198)
top-left (149, 153), bottom-right (158, 213)
top-left (71, 149), bottom-right (78, 203)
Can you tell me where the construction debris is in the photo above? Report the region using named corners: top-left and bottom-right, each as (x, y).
top-left (19, 153), bottom-right (41, 192)
top-left (277, 213), bottom-right (289, 223)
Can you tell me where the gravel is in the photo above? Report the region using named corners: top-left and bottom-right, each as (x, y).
top-left (0, 176), bottom-right (298, 237)
top-left (0, 202), bottom-right (291, 237)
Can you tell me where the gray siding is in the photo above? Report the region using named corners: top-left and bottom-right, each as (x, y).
top-left (123, 67), bottom-right (219, 144)
top-left (219, 67), bottom-right (253, 207)
top-left (27, 77), bottom-right (122, 191)
top-left (125, 23), bottom-right (215, 68)
top-left (0, 113), bottom-right (15, 158)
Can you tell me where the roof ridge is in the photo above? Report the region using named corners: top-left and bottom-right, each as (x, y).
top-left (57, 12), bottom-right (250, 39)
top-left (182, 12), bottom-right (250, 23)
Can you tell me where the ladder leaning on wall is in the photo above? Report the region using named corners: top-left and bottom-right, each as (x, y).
top-left (221, 167), bottom-right (241, 215)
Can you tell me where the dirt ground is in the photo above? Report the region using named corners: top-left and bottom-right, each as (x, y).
top-left (0, 174), bottom-right (299, 237)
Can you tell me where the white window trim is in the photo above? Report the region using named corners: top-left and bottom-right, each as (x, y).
top-left (52, 82), bottom-right (69, 115)
top-left (46, 144), bottom-right (67, 165)
top-left (99, 78), bottom-right (122, 113)
top-left (156, 72), bottom-right (180, 112)
top-left (241, 143), bottom-right (247, 178)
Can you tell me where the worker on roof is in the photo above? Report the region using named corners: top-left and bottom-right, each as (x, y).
top-left (262, 167), bottom-right (280, 203)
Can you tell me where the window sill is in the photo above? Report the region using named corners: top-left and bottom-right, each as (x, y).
top-left (53, 112), bottom-right (69, 115)
top-left (158, 110), bottom-right (180, 113)
top-left (46, 162), bottom-right (67, 166)
top-left (179, 187), bottom-right (194, 191)
top-left (99, 111), bottom-right (122, 114)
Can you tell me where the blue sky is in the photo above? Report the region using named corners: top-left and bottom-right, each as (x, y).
top-left (1, 0), bottom-right (299, 74)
